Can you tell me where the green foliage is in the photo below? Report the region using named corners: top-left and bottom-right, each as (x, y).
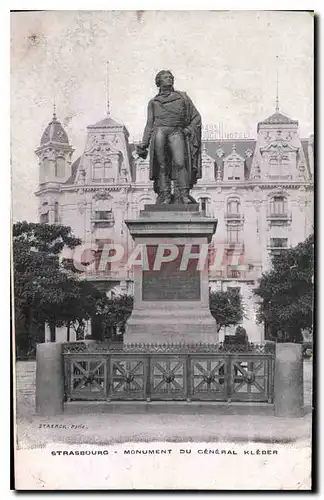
top-left (209, 289), bottom-right (244, 333)
top-left (13, 221), bottom-right (104, 352)
top-left (254, 233), bottom-right (314, 343)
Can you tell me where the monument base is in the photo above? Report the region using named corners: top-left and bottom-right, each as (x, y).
top-left (124, 205), bottom-right (218, 344)
top-left (125, 304), bottom-right (217, 344)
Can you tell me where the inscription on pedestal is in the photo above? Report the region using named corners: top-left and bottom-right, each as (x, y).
top-left (142, 244), bottom-right (201, 301)
top-left (142, 270), bottom-right (201, 301)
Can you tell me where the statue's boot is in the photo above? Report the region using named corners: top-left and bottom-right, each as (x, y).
top-left (176, 167), bottom-right (191, 204)
top-left (156, 167), bottom-right (172, 204)
top-left (179, 188), bottom-right (192, 204)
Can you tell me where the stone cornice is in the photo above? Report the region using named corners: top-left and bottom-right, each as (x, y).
top-left (36, 179), bottom-right (313, 197)
top-left (193, 180), bottom-right (313, 190)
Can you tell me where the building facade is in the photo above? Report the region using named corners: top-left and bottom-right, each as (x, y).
top-left (35, 108), bottom-right (314, 342)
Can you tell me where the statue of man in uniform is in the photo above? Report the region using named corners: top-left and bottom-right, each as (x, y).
top-left (136, 70), bottom-right (202, 204)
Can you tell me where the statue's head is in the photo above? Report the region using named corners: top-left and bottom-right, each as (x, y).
top-left (155, 70), bottom-right (174, 88)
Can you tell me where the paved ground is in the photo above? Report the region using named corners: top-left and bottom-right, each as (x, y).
top-left (15, 360), bottom-right (313, 449)
top-left (17, 410), bottom-right (312, 450)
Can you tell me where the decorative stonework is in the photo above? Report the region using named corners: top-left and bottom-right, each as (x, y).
top-left (93, 190), bottom-right (113, 201)
top-left (77, 200), bottom-right (87, 214)
top-left (253, 200), bottom-right (262, 213)
top-left (216, 147), bottom-right (225, 158)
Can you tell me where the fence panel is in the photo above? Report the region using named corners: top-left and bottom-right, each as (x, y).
top-left (63, 343), bottom-right (274, 403)
top-left (229, 355), bottom-right (273, 402)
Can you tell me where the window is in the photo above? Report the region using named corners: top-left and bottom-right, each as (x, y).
top-left (268, 152), bottom-right (290, 179)
top-left (104, 160), bottom-right (112, 177)
top-left (228, 269), bottom-right (241, 278)
top-left (94, 210), bottom-right (113, 221)
top-left (200, 197), bottom-right (209, 216)
top-left (93, 161), bottom-right (103, 180)
top-left (270, 238), bottom-right (288, 248)
top-left (55, 157), bottom-right (65, 177)
top-left (227, 224), bottom-right (240, 243)
top-left (270, 196), bottom-right (287, 215)
top-left (93, 159), bottom-right (112, 180)
top-left (54, 202), bottom-right (59, 223)
top-left (43, 157), bottom-right (49, 176)
top-left (226, 163), bottom-right (242, 181)
top-left (40, 212), bottom-right (49, 224)
top-left (227, 198), bottom-right (240, 214)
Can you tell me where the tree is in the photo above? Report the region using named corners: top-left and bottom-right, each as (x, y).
top-left (209, 289), bottom-right (244, 333)
top-left (254, 233), bottom-right (314, 343)
top-left (94, 295), bottom-right (134, 341)
top-left (12, 221), bottom-right (105, 352)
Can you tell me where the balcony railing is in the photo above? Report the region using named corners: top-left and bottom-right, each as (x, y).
top-left (91, 214), bottom-right (115, 228)
top-left (92, 215), bottom-right (115, 223)
top-left (224, 241), bottom-right (245, 251)
top-left (267, 211), bottom-right (291, 222)
top-left (267, 241), bottom-right (289, 254)
top-left (224, 212), bottom-right (244, 221)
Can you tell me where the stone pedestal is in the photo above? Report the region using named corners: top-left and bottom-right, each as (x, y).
top-left (274, 343), bottom-right (304, 417)
top-left (124, 205), bottom-right (218, 344)
top-left (36, 343), bottom-right (64, 416)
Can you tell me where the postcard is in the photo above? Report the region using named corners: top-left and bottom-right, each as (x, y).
top-left (12, 9), bottom-right (314, 490)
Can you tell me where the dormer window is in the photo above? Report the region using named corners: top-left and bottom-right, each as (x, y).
top-left (92, 159), bottom-right (112, 180)
top-left (223, 145), bottom-right (245, 181)
top-left (93, 160), bottom-right (102, 180)
top-left (227, 163), bottom-right (241, 180)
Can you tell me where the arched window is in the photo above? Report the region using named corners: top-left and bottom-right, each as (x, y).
top-left (270, 195), bottom-right (287, 215)
top-left (104, 159), bottom-right (112, 178)
top-left (227, 197), bottom-right (240, 214)
top-left (93, 160), bottom-right (103, 180)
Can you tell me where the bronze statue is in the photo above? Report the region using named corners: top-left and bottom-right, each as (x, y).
top-left (136, 70), bottom-right (202, 204)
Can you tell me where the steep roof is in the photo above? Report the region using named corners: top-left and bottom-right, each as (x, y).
top-left (87, 116), bottom-right (123, 129)
top-left (65, 156), bottom-right (80, 184)
top-left (40, 113), bottom-right (69, 145)
top-left (205, 139), bottom-right (256, 180)
top-left (257, 111), bottom-right (298, 131)
top-left (301, 139), bottom-right (310, 168)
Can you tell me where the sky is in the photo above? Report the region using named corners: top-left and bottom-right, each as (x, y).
top-left (10, 10), bottom-right (314, 222)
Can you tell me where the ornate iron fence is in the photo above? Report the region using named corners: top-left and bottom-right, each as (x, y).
top-left (63, 343), bottom-right (275, 403)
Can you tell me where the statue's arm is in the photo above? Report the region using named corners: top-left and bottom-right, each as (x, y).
top-left (141, 100), bottom-right (154, 148)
